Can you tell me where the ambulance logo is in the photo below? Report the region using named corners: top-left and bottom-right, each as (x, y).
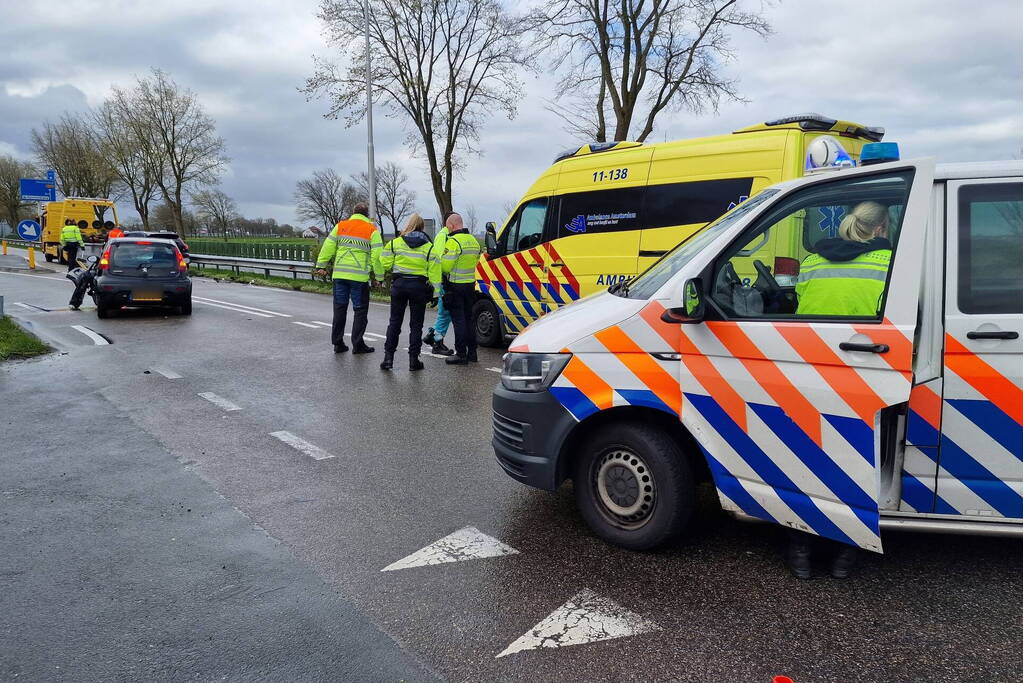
top-left (564, 215), bottom-right (587, 234)
top-left (818, 206), bottom-right (845, 237)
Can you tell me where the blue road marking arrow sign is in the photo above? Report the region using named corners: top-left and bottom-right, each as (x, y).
top-left (19, 177), bottom-right (56, 202)
top-left (16, 220), bottom-right (42, 241)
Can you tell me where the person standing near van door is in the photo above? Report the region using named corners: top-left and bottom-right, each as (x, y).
top-left (440, 212), bottom-right (482, 365)
top-left (61, 219), bottom-right (85, 271)
top-left (314, 202), bottom-right (383, 354)
top-left (379, 213), bottom-right (440, 371)
top-left (422, 214), bottom-right (454, 356)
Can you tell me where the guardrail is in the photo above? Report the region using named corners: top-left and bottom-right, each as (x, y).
top-left (188, 253), bottom-right (316, 279)
top-left (185, 240), bottom-right (316, 261)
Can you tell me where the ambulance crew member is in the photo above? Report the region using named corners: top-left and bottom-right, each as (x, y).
top-left (61, 219), bottom-right (85, 272)
top-left (440, 212), bottom-right (482, 366)
top-left (314, 202), bottom-right (383, 355)
top-left (422, 213), bottom-right (454, 356)
top-left (795, 201), bottom-right (891, 317)
top-left (378, 213), bottom-right (440, 372)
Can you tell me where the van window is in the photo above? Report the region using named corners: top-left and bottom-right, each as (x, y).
top-left (957, 182), bottom-right (1023, 314)
top-left (499, 198), bottom-right (548, 255)
top-left (556, 187), bottom-right (646, 237)
top-left (708, 170), bottom-right (913, 320)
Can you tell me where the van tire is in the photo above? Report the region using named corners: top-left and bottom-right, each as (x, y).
top-left (473, 298), bottom-right (503, 347)
top-left (573, 422), bottom-right (695, 551)
top-left (44, 253), bottom-right (55, 262)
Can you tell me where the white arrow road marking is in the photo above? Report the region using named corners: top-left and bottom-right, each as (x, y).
top-left (198, 392), bottom-right (241, 411)
top-left (151, 367), bottom-right (182, 379)
top-left (496, 589), bottom-right (661, 658)
top-left (70, 325), bottom-right (109, 345)
top-left (270, 431), bottom-right (335, 460)
top-left (193, 299), bottom-right (274, 318)
top-left (292, 321), bottom-right (320, 329)
top-left (192, 296), bottom-right (291, 317)
top-left (381, 526), bottom-right (519, 572)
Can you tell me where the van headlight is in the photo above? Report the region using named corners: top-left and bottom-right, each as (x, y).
top-left (500, 352), bottom-right (572, 393)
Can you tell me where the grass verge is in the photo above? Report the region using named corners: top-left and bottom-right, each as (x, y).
top-left (189, 267), bottom-right (391, 302)
top-left (0, 316), bottom-right (49, 361)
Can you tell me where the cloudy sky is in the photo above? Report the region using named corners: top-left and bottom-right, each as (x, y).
top-left (2, 0), bottom-right (1021, 230)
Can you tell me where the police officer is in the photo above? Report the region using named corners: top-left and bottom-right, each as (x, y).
top-left (314, 202), bottom-right (383, 354)
top-left (379, 213), bottom-right (440, 371)
top-left (440, 212), bottom-right (482, 366)
top-left (60, 219), bottom-right (85, 271)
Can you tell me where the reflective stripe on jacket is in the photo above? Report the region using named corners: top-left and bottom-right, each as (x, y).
top-left (795, 248), bottom-right (891, 316)
top-left (60, 224), bottom-right (84, 245)
top-left (315, 214), bottom-right (382, 282)
top-left (441, 230), bottom-right (481, 284)
top-left (380, 234), bottom-right (441, 287)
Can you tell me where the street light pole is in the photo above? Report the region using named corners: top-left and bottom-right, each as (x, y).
top-left (364, 0), bottom-right (377, 223)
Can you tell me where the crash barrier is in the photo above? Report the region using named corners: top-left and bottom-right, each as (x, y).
top-left (188, 253), bottom-right (316, 280)
top-left (184, 240), bottom-right (315, 261)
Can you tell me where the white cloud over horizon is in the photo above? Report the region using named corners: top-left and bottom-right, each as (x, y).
top-left (2, 0), bottom-right (1021, 230)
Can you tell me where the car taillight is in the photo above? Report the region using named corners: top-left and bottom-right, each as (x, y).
top-left (99, 247), bottom-right (111, 270)
top-left (177, 255), bottom-right (187, 271)
top-left (774, 257), bottom-right (799, 276)
top-left (136, 240), bottom-right (152, 245)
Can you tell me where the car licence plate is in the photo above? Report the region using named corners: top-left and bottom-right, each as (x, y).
top-left (132, 289), bottom-right (162, 302)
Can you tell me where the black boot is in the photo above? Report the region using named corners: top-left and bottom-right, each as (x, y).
top-left (786, 531), bottom-right (812, 580)
top-left (431, 340), bottom-right (454, 356)
top-left (466, 349), bottom-right (478, 363)
top-left (380, 352), bottom-right (394, 370)
top-left (445, 355), bottom-right (468, 366)
top-left (352, 342), bottom-right (375, 354)
top-left (422, 328), bottom-right (436, 345)
top-left (830, 544), bottom-right (858, 579)
top-left (409, 355), bottom-right (424, 371)
top-left (334, 342), bottom-right (349, 353)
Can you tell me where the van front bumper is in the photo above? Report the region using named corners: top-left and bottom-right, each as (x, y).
top-left (491, 386), bottom-right (578, 491)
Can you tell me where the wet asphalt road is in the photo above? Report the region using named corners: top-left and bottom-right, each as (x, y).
top-left (2, 266), bottom-right (1022, 682)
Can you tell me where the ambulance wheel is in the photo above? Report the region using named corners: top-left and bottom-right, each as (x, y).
top-left (473, 299), bottom-right (503, 347)
top-left (574, 422), bottom-right (695, 551)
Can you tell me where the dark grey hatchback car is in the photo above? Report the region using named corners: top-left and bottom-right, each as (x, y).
top-left (93, 238), bottom-right (192, 318)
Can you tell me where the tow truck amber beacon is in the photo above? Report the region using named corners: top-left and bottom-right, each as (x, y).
top-left (493, 141), bottom-right (1023, 554)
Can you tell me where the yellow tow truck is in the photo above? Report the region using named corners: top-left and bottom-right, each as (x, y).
top-left (40, 198), bottom-right (119, 263)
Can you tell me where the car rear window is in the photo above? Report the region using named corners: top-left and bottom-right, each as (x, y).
top-left (110, 242), bottom-right (178, 275)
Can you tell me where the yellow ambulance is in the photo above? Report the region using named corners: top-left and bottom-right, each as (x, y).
top-left (475, 113), bottom-right (884, 346)
top-left (41, 198), bottom-right (118, 263)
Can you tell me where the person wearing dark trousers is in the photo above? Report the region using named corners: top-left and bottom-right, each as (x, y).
top-left (313, 202), bottom-right (383, 354)
top-left (379, 213), bottom-right (440, 371)
top-left (439, 212), bottom-right (482, 365)
top-left (60, 219), bottom-right (85, 271)
top-left (786, 528), bottom-right (858, 579)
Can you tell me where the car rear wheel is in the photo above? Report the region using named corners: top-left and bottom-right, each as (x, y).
top-left (473, 298), bottom-right (503, 347)
top-left (96, 302), bottom-right (112, 319)
top-left (573, 422), bottom-right (696, 550)
top-left (179, 298), bottom-right (192, 316)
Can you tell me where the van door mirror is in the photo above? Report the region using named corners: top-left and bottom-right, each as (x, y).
top-left (484, 230), bottom-right (498, 257)
top-left (661, 278), bottom-right (705, 324)
top-left (485, 221), bottom-right (497, 234)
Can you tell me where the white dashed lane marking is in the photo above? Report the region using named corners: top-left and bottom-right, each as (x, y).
top-left (382, 527), bottom-right (519, 572)
top-left (13, 302), bottom-right (35, 310)
top-left (311, 320), bottom-right (332, 327)
top-left (270, 431), bottom-right (335, 460)
top-left (151, 367), bottom-right (182, 379)
top-left (197, 392), bottom-right (241, 411)
top-left (292, 321), bottom-right (320, 329)
top-left (486, 367), bottom-right (501, 373)
top-left (496, 589), bottom-right (661, 658)
top-left (192, 296), bottom-right (291, 317)
top-left (193, 299), bottom-right (274, 318)
top-left (70, 325), bottom-right (109, 345)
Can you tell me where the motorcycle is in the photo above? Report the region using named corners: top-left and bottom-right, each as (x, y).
top-left (66, 255), bottom-right (100, 310)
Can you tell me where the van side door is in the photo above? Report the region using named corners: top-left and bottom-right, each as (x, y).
top-left (936, 179), bottom-right (1023, 518)
top-left (682, 161), bottom-right (934, 552)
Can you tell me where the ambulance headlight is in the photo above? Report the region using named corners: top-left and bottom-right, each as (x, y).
top-left (500, 352), bottom-right (572, 393)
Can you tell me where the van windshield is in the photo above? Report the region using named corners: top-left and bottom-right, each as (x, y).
top-left (621, 189), bottom-right (779, 299)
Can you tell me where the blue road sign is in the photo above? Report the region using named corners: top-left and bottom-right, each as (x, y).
top-left (19, 177), bottom-right (56, 202)
top-left (16, 219), bottom-right (42, 241)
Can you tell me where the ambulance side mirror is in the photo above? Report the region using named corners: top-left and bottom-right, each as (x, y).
top-left (484, 227), bottom-right (498, 257)
top-left (661, 278), bottom-right (705, 324)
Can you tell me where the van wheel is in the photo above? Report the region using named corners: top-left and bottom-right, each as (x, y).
top-left (573, 422), bottom-right (695, 550)
top-left (44, 253), bottom-right (55, 262)
top-left (473, 299), bottom-right (503, 347)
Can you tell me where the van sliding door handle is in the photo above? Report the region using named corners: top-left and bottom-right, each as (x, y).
top-left (967, 330), bottom-right (1019, 340)
top-left (527, 262), bottom-right (544, 268)
top-left (839, 342), bottom-right (890, 354)
top-left (550, 262), bottom-right (565, 267)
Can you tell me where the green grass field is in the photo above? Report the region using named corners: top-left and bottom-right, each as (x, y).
top-left (0, 316), bottom-right (49, 361)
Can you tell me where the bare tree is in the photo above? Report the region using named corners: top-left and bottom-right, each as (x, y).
top-left (294, 168), bottom-right (360, 232)
top-left (30, 114), bottom-right (121, 201)
top-left (531, 0), bottom-right (771, 142)
top-left (303, 0), bottom-right (535, 218)
top-left (0, 155), bottom-right (38, 234)
top-left (463, 204), bottom-right (479, 234)
top-left (131, 70), bottom-right (228, 234)
top-left (191, 189), bottom-right (238, 237)
top-left (352, 161), bottom-right (416, 239)
top-left (93, 89), bottom-right (165, 229)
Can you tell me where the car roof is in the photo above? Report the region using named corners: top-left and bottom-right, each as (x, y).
top-left (109, 237), bottom-right (180, 245)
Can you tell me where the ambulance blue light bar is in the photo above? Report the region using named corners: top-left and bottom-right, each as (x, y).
top-left (860, 142), bottom-right (900, 165)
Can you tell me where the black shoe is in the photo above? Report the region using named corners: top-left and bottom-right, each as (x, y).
top-left (352, 344), bottom-right (375, 354)
top-left (334, 342), bottom-right (349, 353)
top-left (786, 536), bottom-right (812, 580)
top-left (422, 329), bottom-right (436, 345)
top-left (380, 352), bottom-right (394, 370)
top-left (432, 340), bottom-right (454, 356)
top-left (445, 355), bottom-right (468, 366)
top-left (466, 350), bottom-right (478, 363)
top-left (409, 356), bottom-right (424, 371)
top-left (830, 545), bottom-right (858, 579)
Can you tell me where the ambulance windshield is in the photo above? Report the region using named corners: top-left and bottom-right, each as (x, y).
top-left (623, 189), bottom-right (778, 300)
